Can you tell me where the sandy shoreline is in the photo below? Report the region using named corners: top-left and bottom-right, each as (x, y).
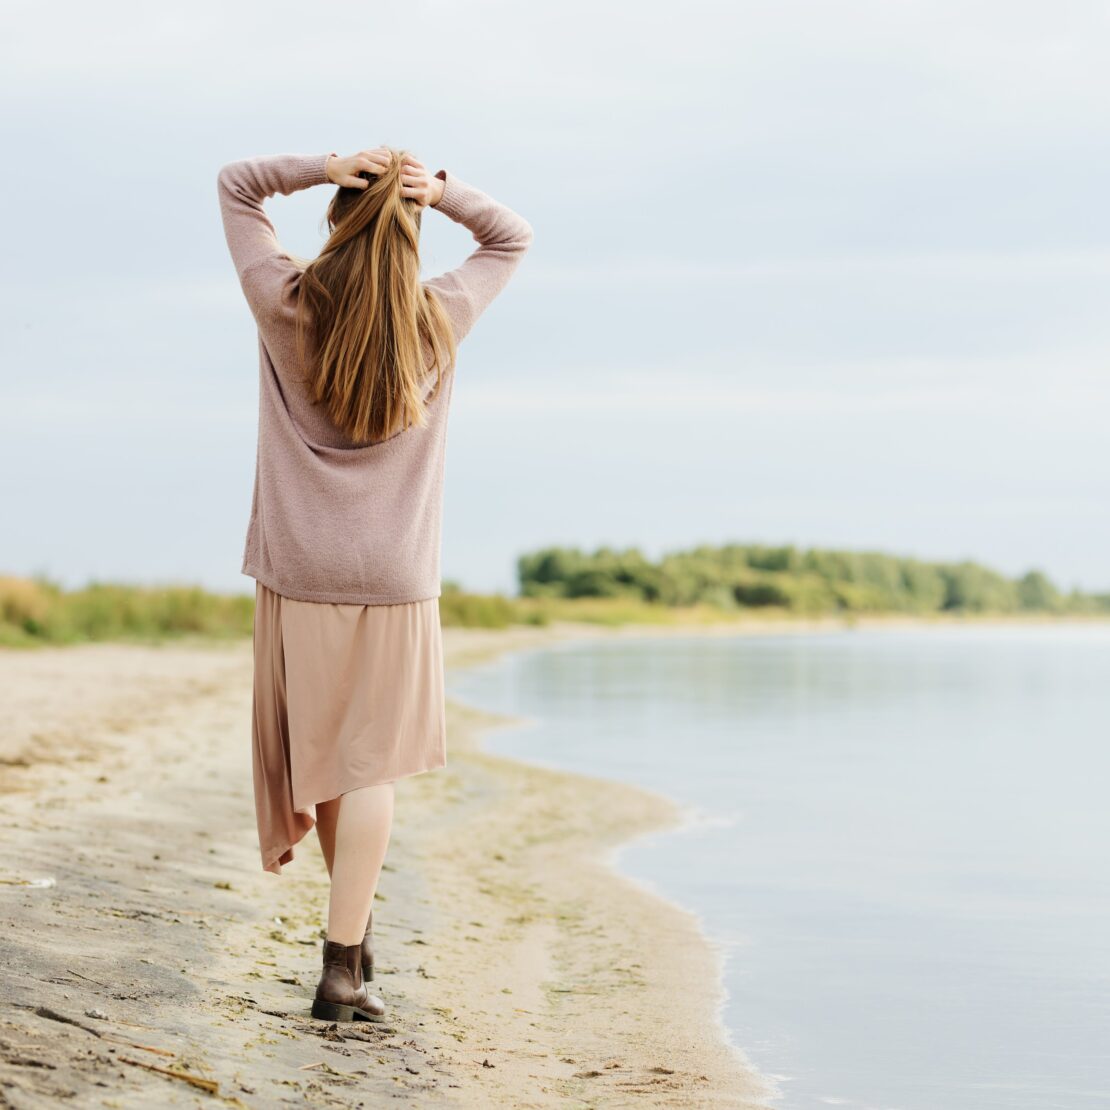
top-left (3, 611), bottom-right (1105, 1105)
top-left (0, 619), bottom-right (777, 1107)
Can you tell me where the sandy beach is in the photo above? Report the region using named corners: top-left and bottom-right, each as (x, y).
top-left (0, 620), bottom-right (777, 1108)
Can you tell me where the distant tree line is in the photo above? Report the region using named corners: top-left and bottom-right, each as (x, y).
top-left (517, 544), bottom-right (1110, 616)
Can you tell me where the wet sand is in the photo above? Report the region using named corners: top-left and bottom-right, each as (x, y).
top-left (0, 620), bottom-right (777, 1107)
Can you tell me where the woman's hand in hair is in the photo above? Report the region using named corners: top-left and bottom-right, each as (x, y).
top-left (325, 147), bottom-right (393, 189)
top-left (399, 156), bottom-right (445, 207)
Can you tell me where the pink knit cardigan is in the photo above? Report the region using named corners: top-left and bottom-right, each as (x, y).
top-left (216, 153), bottom-right (533, 604)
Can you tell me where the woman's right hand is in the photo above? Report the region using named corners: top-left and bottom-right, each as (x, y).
top-left (399, 156), bottom-right (446, 207)
top-left (326, 147), bottom-right (393, 189)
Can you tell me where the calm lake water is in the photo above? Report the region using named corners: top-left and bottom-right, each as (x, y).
top-left (446, 624), bottom-right (1110, 1110)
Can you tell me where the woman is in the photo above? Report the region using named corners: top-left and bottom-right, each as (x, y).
top-left (216, 145), bottom-right (533, 1023)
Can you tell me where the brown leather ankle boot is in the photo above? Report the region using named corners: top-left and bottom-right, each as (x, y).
top-left (362, 908), bottom-right (374, 983)
top-left (311, 938), bottom-right (386, 1023)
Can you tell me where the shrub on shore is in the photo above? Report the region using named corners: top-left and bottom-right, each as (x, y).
top-left (437, 580), bottom-right (547, 628)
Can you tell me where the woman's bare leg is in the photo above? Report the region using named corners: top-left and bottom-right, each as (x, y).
top-left (326, 782), bottom-right (395, 945)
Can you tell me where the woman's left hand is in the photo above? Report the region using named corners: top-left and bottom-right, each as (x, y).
top-left (326, 147), bottom-right (393, 189)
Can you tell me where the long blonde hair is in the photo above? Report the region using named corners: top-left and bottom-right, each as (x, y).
top-left (294, 147), bottom-right (456, 444)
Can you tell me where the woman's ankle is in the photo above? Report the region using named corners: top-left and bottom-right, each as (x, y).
top-left (325, 932), bottom-right (363, 947)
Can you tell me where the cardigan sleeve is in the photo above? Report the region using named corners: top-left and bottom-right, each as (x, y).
top-left (423, 170), bottom-right (534, 344)
top-left (216, 153), bottom-right (335, 313)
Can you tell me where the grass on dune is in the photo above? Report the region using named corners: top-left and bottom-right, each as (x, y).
top-left (0, 576), bottom-right (255, 647)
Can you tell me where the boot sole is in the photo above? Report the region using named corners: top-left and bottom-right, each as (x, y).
top-left (311, 998), bottom-right (387, 1023)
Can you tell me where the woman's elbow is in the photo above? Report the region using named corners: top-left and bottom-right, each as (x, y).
top-left (216, 160), bottom-right (246, 192)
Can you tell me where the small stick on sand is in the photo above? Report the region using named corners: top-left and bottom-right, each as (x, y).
top-left (116, 1055), bottom-right (220, 1094)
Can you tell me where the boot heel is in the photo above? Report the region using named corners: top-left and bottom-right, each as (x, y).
top-left (311, 999), bottom-right (356, 1022)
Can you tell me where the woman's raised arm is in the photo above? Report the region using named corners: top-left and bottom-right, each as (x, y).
top-left (216, 154), bottom-right (336, 283)
top-left (419, 166), bottom-right (534, 345)
top-left (216, 148), bottom-right (395, 314)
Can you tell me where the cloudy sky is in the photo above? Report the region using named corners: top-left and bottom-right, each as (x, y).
top-left (2, 0), bottom-right (1108, 596)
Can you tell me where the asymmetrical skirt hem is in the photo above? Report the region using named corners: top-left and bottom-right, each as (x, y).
top-left (261, 752), bottom-right (448, 876)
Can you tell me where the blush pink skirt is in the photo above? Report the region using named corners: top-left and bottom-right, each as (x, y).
top-left (250, 580), bottom-right (447, 875)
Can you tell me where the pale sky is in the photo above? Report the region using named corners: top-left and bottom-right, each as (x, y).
top-left (2, 0), bottom-right (1109, 595)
